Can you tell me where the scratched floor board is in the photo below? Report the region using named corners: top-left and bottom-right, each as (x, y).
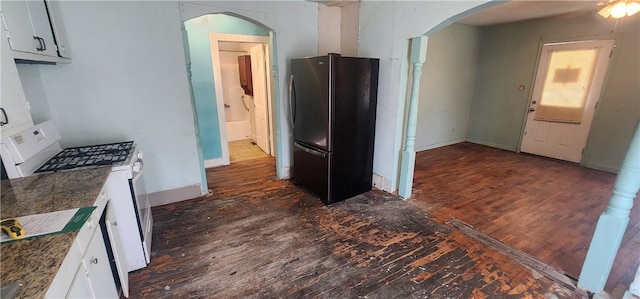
top-left (410, 142), bottom-right (639, 296)
top-left (128, 156), bottom-right (587, 298)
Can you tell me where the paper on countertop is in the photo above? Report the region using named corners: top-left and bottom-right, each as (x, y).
top-left (0, 207), bottom-right (96, 243)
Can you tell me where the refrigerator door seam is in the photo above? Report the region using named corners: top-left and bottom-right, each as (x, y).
top-left (327, 55), bottom-right (334, 151)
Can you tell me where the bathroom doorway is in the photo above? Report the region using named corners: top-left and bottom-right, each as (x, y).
top-left (211, 33), bottom-right (274, 164)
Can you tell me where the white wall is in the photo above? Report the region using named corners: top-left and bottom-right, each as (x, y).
top-left (319, 3), bottom-right (360, 57)
top-left (340, 2), bottom-right (360, 56)
top-left (415, 23), bottom-right (481, 151)
top-left (16, 65), bottom-right (52, 124)
top-left (19, 1), bottom-right (319, 203)
top-left (358, 1), bottom-right (490, 192)
top-left (34, 2), bottom-right (201, 197)
top-left (318, 5), bottom-right (341, 55)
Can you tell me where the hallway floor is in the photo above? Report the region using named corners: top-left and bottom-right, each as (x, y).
top-left (228, 139), bottom-right (268, 163)
top-left (125, 142), bottom-right (636, 298)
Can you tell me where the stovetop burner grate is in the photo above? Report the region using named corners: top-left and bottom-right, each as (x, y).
top-left (35, 141), bottom-right (134, 173)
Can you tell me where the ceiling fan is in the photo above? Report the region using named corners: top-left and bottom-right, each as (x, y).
top-left (597, 0), bottom-right (640, 18)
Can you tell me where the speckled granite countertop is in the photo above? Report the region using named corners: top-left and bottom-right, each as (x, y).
top-left (1, 167), bottom-right (111, 298)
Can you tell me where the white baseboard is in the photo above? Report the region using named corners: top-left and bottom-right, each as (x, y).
top-left (147, 184), bottom-right (205, 207)
top-left (372, 173), bottom-right (394, 193)
top-left (415, 138), bottom-right (465, 152)
top-left (204, 158), bottom-right (229, 168)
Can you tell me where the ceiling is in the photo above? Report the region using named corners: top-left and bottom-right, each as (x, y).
top-left (218, 41), bottom-right (261, 53)
top-left (314, 1), bottom-right (604, 25)
top-left (455, 1), bottom-right (603, 26)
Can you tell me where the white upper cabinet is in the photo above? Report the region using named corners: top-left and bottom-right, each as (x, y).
top-left (0, 0), bottom-right (70, 61)
top-left (0, 24), bottom-right (34, 137)
top-left (2, 1), bottom-right (57, 57)
top-left (46, 0), bottom-right (70, 58)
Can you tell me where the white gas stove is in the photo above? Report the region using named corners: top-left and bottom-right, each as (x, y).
top-left (0, 121), bottom-right (152, 281)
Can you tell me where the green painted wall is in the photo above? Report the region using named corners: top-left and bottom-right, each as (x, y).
top-left (185, 14), bottom-right (268, 160)
top-left (416, 23), bottom-right (481, 151)
top-left (467, 12), bottom-right (640, 171)
top-left (584, 16), bottom-right (640, 172)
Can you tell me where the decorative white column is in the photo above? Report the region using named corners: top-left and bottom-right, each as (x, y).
top-left (398, 36), bottom-right (428, 199)
top-left (579, 120), bottom-right (640, 297)
top-left (269, 31), bottom-right (286, 179)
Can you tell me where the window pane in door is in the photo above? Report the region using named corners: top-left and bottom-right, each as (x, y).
top-left (534, 48), bottom-right (599, 124)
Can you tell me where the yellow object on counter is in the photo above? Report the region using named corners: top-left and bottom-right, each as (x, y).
top-left (1, 218), bottom-right (26, 240)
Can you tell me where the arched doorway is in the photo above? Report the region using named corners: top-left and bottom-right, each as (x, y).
top-left (179, 4), bottom-right (284, 193)
top-left (398, 1), bottom-right (639, 296)
top-left (184, 14), bottom-right (273, 167)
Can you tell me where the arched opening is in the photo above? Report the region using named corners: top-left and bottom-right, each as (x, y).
top-left (180, 9), bottom-right (283, 194)
top-left (399, 1), bottom-right (640, 296)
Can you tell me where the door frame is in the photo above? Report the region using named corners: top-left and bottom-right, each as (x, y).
top-left (249, 43), bottom-right (272, 155)
top-left (518, 38), bottom-right (616, 163)
top-left (206, 33), bottom-right (272, 167)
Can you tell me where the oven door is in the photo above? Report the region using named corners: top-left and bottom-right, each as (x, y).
top-left (129, 164), bottom-right (153, 264)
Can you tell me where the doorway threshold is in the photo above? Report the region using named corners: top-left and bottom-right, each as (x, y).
top-left (447, 219), bottom-right (587, 296)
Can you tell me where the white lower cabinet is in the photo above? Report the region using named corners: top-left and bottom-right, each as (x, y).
top-left (45, 187), bottom-right (121, 299)
top-left (67, 230), bottom-right (117, 298)
top-left (67, 264), bottom-right (92, 298)
top-left (83, 229), bottom-right (118, 298)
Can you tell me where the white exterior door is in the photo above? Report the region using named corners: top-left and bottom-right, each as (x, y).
top-left (521, 40), bottom-right (614, 162)
top-left (250, 44), bottom-right (271, 155)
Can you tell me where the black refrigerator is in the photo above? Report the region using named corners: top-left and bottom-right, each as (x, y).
top-left (290, 53), bottom-right (379, 204)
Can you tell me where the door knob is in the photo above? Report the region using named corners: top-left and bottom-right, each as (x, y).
top-left (529, 108), bottom-right (535, 112)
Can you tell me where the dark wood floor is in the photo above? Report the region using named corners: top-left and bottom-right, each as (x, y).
top-left (409, 142), bottom-right (639, 297)
top-left (128, 152), bottom-right (588, 298)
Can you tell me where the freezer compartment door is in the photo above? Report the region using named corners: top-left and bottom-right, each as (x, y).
top-left (291, 56), bottom-right (331, 151)
top-left (293, 142), bottom-right (331, 203)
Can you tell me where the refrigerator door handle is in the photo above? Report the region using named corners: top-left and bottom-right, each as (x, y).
top-left (295, 142), bottom-right (326, 157)
top-left (288, 75), bottom-right (296, 127)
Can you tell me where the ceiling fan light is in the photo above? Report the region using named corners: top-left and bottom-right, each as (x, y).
top-left (610, 1), bottom-right (628, 18)
top-left (598, 4), bottom-right (614, 18)
top-left (626, 1), bottom-right (640, 16)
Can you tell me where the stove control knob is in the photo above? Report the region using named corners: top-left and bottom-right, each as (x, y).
top-left (133, 162), bottom-right (142, 173)
top-left (136, 151), bottom-right (143, 160)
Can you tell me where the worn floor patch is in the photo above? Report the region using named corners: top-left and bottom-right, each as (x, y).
top-left (128, 157), bottom-right (588, 298)
top-left (447, 218), bottom-right (587, 297)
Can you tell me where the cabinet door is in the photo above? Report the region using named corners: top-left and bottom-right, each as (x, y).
top-left (67, 264), bottom-right (92, 299)
top-left (25, 0), bottom-right (58, 57)
top-left (106, 203), bottom-right (129, 297)
top-left (0, 25), bottom-right (34, 136)
top-left (238, 55), bottom-right (253, 96)
top-left (1, 0), bottom-right (58, 57)
top-left (45, 0), bottom-right (71, 58)
top-left (0, 1), bottom-right (38, 53)
top-left (85, 229), bottom-right (119, 298)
